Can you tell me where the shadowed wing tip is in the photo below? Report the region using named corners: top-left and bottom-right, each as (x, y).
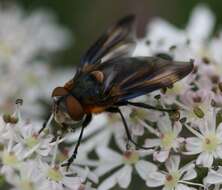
top-left (189, 58), bottom-right (195, 69)
top-left (117, 14), bottom-right (136, 26)
top-left (183, 58), bottom-right (195, 76)
top-left (105, 57), bottom-right (195, 102)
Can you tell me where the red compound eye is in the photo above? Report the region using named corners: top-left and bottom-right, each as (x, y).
top-left (65, 96), bottom-right (84, 121)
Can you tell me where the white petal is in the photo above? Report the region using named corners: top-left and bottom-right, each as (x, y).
top-left (133, 40), bottom-right (151, 57)
top-left (176, 184), bottom-right (193, 190)
top-left (173, 121), bottom-right (182, 136)
top-left (95, 162), bottom-right (122, 177)
top-left (98, 173), bottom-right (116, 190)
top-left (199, 120), bottom-right (210, 136)
top-left (74, 166), bottom-right (98, 184)
top-left (216, 123), bottom-right (222, 137)
top-left (209, 32), bottom-right (222, 64)
top-left (147, 18), bottom-right (186, 48)
top-left (186, 4), bottom-right (215, 41)
top-left (204, 169), bottom-right (222, 184)
top-left (138, 149), bottom-right (154, 157)
top-left (179, 162), bottom-right (194, 173)
top-left (217, 166), bottom-right (222, 174)
top-left (196, 152), bottom-right (213, 167)
top-left (135, 160), bottom-right (158, 180)
top-left (154, 150), bottom-right (169, 162)
top-left (145, 139), bottom-right (161, 148)
top-left (116, 165), bottom-right (132, 188)
top-left (166, 155), bottom-right (180, 172)
top-left (13, 143), bottom-right (23, 156)
top-left (207, 109), bottom-right (216, 133)
top-left (172, 138), bottom-right (183, 151)
top-left (182, 168), bottom-right (197, 181)
top-left (132, 123), bottom-right (144, 136)
top-left (88, 172), bottom-right (99, 184)
top-left (215, 146), bottom-right (222, 158)
top-left (62, 177), bottom-right (81, 189)
top-left (97, 166), bottom-right (132, 189)
top-left (146, 172), bottom-right (165, 187)
top-left (185, 137), bottom-right (202, 154)
top-left (158, 117), bottom-right (172, 133)
top-left (96, 147), bottom-right (122, 162)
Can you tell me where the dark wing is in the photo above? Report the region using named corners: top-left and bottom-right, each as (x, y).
top-left (80, 15), bottom-right (136, 66)
top-left (98, 57), bottom-right (193, 103)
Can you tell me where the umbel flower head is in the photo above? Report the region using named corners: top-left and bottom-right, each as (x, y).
top-left (0, 3), bottom-right (72, 118)
top-left (0, 100), bottom-right (98, 190)
top-left (2, 2), bottom-right (222, 190)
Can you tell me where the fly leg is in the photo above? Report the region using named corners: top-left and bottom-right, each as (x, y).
top-left (121, 101), bottom-right (177, 113)
top-left (61, 114), bottom-right (92, 171)
top-left (125, 101), bottom-right (180, 120)
top-left (107, 107), bottom-right (151, 150)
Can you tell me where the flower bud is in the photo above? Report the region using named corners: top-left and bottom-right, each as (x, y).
top-left (193, 106), bottom-right (204, 118)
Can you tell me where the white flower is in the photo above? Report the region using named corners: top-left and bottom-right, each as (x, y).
top-left (210, 32), bottom-right (222, 65)
top-left (95, 146), bottom-right (155, 190)
top-left (185, 109), bottom-right (222, 167)
top-left (0, 104), bottom-right (53, 159)
top-left (134, 4), bottom-right (215, 59)
top-left (8, 160), bottom-right (42, 190)
top-left (51, 137), bottom-right (98, 188)
top-left (0, 101), bottom-right (99, 190)
top-left (0, 4), bottom-right (71, 66)
top-left (0, 3), bottom-right (72, 117)
top-left (0, 143), bottom-right (22, 179)
top-left (204, 166), bottom-right (222, 185)
top-left (179, 89), bottom-right (213, 121)
top-left (143, 116), bottom-right (184, 162)
top-left (38, 162), bottom-right (82, 190)
top-left (146, 156), bottom-right (199, 190)
top-left (38, 140), bottom-right (82, 190)
top-left (13, 121), bottom-right (53, 158)
top-left (79, 182), bottom-right (97, 190)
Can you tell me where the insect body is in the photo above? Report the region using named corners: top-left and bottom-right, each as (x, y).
top-left (46, 15), bottom-right (193, 169)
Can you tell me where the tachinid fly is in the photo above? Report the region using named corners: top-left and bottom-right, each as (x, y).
top-left (40, 15), bottom-right (194, 170)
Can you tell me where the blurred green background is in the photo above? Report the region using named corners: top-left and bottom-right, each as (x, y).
top-left (12, 0), bottom-right (222, 68)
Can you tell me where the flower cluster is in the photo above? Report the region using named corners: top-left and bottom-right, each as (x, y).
top-left (0, 3), bottom-right (72, 118)
top-left (1, 3), bottom-right (222, 190)
top-left (0, 101), bottom-right (98, 190)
